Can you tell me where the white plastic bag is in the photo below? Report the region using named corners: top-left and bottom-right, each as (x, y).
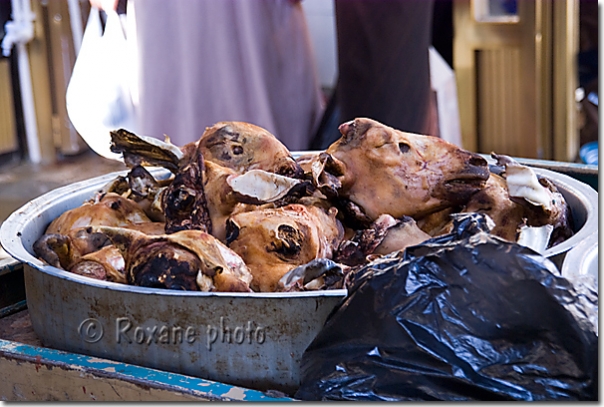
top-left (429, 46), bottom-right (462, 148)
top-left (66, 7), bottom-right (137, 161)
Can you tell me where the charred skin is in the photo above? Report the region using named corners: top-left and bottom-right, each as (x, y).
top-left (128, 241), bottom-right (200, 290)
top-left (197, 121), bottom-right (303, 178)
top-left (417, 174), bottom-right (527, 242)
top-left (333, 198), bottom-right (375, 230)
top-left (127, 165), bottom-right (161, 199)
top-left (325, 118), bottom-right (489, 220)
top-left (100, 175), bottom-right (130, 196)
top-left (163, 146), bottom-right (212, 234)
top-left (334, 216), bottom-right (394, 267)
top-left (461, 173), bottom-right (526, 241)
top-left (335, 215), bottom-right (431, 266)
top-left (122, 165), bottom-right (169, 222)
top-left (95, 228), bottom-right (200, 290)
top-left (99, 169), bottom-right (166, 222)
top-left (154, 229), bottom-right (252, 292)
top-left (461, 171), bottom-right (573, 247)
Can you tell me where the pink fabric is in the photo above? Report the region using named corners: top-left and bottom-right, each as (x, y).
top-left (132, 0), bottom-right (324, 150)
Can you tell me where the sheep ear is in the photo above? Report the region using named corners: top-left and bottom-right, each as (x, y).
top-left (227, 169), bottom-right (310, 205)
top-left (309, 153), bottom-right (345, 198)
top-left (324, 153), bottom-right (347, 176)
top-left (110, 128), bottom-right (183, 173)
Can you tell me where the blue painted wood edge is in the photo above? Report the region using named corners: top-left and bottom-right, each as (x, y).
top-left (0, 300), bottom-right (27, 319)
top-left (0, 338), bottom-right (294, 401)
top-left (0, 257), bottom-right (22, 276)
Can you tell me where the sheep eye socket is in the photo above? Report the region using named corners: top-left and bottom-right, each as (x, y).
top-left (268, 224), bottom-right (302, 258)
top-left (225, 219), bottom-right (240, 244)
top-left (399, 143), bottom-right (411, 154)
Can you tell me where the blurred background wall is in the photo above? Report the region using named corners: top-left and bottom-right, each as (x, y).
top-left (0, 0), bottom-right (597, 166)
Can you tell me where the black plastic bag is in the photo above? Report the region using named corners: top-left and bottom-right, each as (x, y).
top-left (295, 214), bottom-right (598, 401)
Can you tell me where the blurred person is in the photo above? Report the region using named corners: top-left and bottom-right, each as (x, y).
top-left (89, 0), bottom-right (325, 151)
top-left (333, 0), bottom-right (438, 136)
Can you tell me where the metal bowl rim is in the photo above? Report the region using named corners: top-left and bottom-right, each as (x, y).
top-left (560, 232), bottom-right (599, 277)
top-left (531, 167), bottom-right (598, 257)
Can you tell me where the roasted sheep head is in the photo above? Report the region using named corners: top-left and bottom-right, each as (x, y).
top-left (205, 162), bottom-right (314, 242)
top-left (33, 191), bottom-right (165, 276)
top-left (196, 121), bottom-right (303, 178)
top-left (225, 204), bottom-right (345, 292)
top-left (110, 123), bottom-right (306, 238)
top-left (92, 227), bottom-right (253, 292)
top-left (419, 155), bottom-right (574, 251)
top-left (319, 118), bottom-right (490, 221)
top-left (45, 192), bottom-right (152, 235)
top-left (34, 193), bottom-right (155, 269)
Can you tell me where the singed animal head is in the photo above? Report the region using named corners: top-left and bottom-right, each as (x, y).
top-left (225, 204), bottom-right (343, 292)
top-left (326, 118), bottom-right (490, 219)
top-left (197, 121), bottom-right (302, 178)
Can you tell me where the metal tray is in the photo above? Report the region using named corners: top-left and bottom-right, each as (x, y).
top-left (0, 168), bottom-right (346, 395)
